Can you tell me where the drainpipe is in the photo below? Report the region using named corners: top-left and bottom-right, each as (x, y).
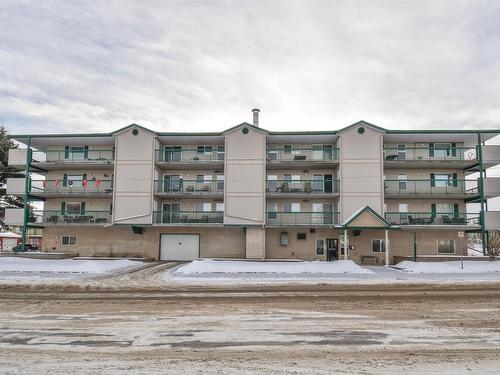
top-left (21, 137), bottom-right (32, 252)
top-left (344, 228), bottom-right (348, 260)
top-left (385, 229), bottom-right (390, 266)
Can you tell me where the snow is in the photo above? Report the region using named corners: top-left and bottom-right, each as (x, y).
top-left (0, 257), bottom-right (141, 275)
top-left (394, 260), bottom-right (500, 274)
top-left (173, 259), bottom-right (373, 275)
top-left (0, 231), bottom-right (21, 238)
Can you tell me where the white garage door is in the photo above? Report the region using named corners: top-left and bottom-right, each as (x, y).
top-left (160, 234), bottom-right (200, 261)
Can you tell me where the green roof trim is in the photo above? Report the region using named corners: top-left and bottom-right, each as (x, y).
top-left (342, 206), bottom-right (392, 228)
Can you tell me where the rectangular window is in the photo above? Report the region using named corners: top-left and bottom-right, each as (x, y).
top-left (434, 174), bottom-right (453, 187)
top-left (68, 146), bottom-right (84, 160)
top-left (397, 144), bottom-right (406, 160)
top-left (67, 175), bottom-right (83, 188)
top-left (437, 239), bottom-right (455, 254)
top-left (216, 175), bottom-right (224, 191)
top-left (215, 202), bottom-right (224, 212)
top-left (61, 235), bottom-right (77, 246)
top-left (267, 202), bottom-right (277, 219)
top-left (436, 203), bottom-right (453, 213)
top-left (398, 174), bottom-right (407, 190)
top-left (297, 233), bottom-right (307, 240)
top-left (284, 202), bottom-right (300, 212)
top-left (217, 145), bottom-right (225, 160)
top-left (202, 203), bottom-right (212, 212)
top-left (284, 145), bottom-right (292, 154)
top-left (267, 145), bottom-right (278, 160)
top-left (65, 202), bottom-right (82, 214)
top-left (398, 203), bottom-right (408, 223)
top-left (197, 145), bottom-right (213, 155)
top-left (316, 238), bottom-right (325, 255)
top-left (372, 239), bottom-right (386, 253)
top-left (433, 143), bottom-right (452, 158)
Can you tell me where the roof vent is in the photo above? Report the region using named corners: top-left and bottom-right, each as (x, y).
top-left (252, 108), bottom-right (260, 127)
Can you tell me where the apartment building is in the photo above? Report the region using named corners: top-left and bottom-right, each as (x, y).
top-left (5, 111), bottom-right (500, 264)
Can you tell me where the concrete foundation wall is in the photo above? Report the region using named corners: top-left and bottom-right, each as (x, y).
top-left (42, 226), bottom-right (245, 259)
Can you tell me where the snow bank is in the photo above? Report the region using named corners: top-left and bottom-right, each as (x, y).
top-left (0, 258), bottom-right (140, 274)
top-left (174, 259), bottom-right (372, 275)
top-left (395, 260), bottom-right (500, 274)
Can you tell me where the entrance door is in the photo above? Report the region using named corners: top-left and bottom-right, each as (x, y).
top-left (312, 203), bottom-right (323, 224)
top-left (326, 238), bottom-right (338, 261)
top-left (162, 203), bottom-right (180, 224)
top-left (163, 175), bottom-right (181, 193)
top-left (324, 174), bottom-right (333, 193)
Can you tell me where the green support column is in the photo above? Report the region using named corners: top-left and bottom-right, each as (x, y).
top-left (413, 232), bottom-right (417, 261)
top-left (21, 137), bottom-right (32, 252)
top-left (477, 132), bottom-right (487, 256)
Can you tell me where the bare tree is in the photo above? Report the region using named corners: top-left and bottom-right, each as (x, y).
top-left (488, 230), bottom-right (500, 260)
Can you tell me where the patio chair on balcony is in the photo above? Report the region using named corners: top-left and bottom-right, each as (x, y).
top-left (281, 183), bottom-right (290, 193)
top-left (442, 215), bottom-right (452, 224)
top-left (386, 154), bottom-right (398, 160)
top-left (452, 217), bottom-right (467, 225)
top-left (47, 215), bottom-right (59, 224)
top-left (426, 216), bottom-right (435, 225)
top-left (186, 186), bottom-right (195, 192)
top-left (408, 215), bottom-right (414, 224)
top-left (95, 218), bottom-right (107, 224)
top-left (293, 155), bottom-right (307, 160)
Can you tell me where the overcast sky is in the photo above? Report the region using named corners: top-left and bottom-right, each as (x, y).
top-left (1, 0), bottom-right (500, 135)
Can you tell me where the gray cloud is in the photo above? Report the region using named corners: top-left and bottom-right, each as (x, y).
top-left (0, 0), bottom-right (500, 134)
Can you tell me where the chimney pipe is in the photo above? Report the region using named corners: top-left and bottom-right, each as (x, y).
top-left (252, 108), bottom-right (260, 127)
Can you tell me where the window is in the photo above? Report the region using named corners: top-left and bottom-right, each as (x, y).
top-left (437, 239), bottom-right (455, 254)
top-left (433, 143), bottom-right (452, 158)
top-left (65, 202), bottom-right (82, 214)
top-left (372, 239), bottom-right (386, 253)
top-left (399, 203), bottom-right (408, 223)
top-left (397, 144), bottom-right (406, 160)
top-left (267, 145), bottom-right (278, 160)
top-left (436, 203), bottom-right (453, 213)
top-left (202, 203), bottom-right (212, 212)
top-left (67, 146), bottom-right (85, 160)
top-left (316, 238), bottom-right (325, 255)
top-left (216, 175), bottom-right (224, 191)
top-left (284, 145), bottom-right (292, 154)
top-left (61, 235), bottom-right (76, 246)
top-left (297, 233), bottom-right (307, 240)
top-left (267, 201), bottom-right (277, 219)
top-left (197, 145), bottom-right (213, 155)
top-left (434, 174), bottom-right (453, 187)
top-left (67, 175), bottom-right (83, 187)
top-left (398, 174), bottom-right (407, 190)
top-left (284, 202), bottom-right (300, 212)
top-left (215, 202), bottom-right (224, 212)
top-left (217, 145), bottom-right (225, 160)
top-left (267, 175), bottom-right (278, 191)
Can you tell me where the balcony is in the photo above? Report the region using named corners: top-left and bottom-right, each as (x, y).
top-left (29, 179), bottom-right (113, 198)
top-left (384, 179), bottom-right (479, 198)
top-left (154, 180), bottom-right (223, 197)
top-left (383, 146), bottom-right (477, 169)
top-left (8, 148), bottom-right (115, 170)
top-left (385, 212), bottom-right (480, 227)
top-left (4, 209), bottom-right (111, 226)
top-left (266, 179), bottom-right (339, 197)
top-left (266, 211), bottom-right (340, 226)
top-left (153, 211), bottom-right (223, 225)
top-left (155, 147), bottom-right (224, 170)
top-left (266, 147), bottom-right (339, 169)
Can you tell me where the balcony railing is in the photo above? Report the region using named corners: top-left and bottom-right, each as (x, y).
top-left (384, 179), bottom-right (479, 195)
top-left (31, 150), bottom-right (115, 164)
top-left (266, 211), bottom-right (340, 225)
top-left (384, 147), bottom-right (477, 161)
top-left (28, 210), bottom-right (112, 225)
top-left (153, 211), bottom-right (223, 224)
top-left (154, 180), bottom-right (223, 194)
top-left (266, 147), bottom-right (339, 162)
top-left (29, 180), bottom-right (113, 194)
top-left (385, 212), bottom-right (479, 226)
top-left (156, 148), bottom-right (224, 163)
top-left (266, 180), bottom-right (339, 194)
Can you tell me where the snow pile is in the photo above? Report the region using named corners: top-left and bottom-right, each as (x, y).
top-left (0, 258), bottom-right (140, 274)
top-left (174, 259), bottom-right (372, 275)
top-left (395, 260), bottom-right (500, 274)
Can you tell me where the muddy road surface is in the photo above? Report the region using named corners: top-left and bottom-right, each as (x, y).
top-left (0, 276), bottom-right (500, 374)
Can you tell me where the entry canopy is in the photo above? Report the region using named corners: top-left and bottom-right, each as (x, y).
top-left (341, 206), bottom-right (392, 229)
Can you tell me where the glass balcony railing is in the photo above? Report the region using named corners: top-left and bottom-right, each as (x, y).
top-left (153, 211), bottom-right (223, 224)
top-left (29, 180), bottom-right (113, 194)
top-left (266, 212), bottom-right (340, 225)
top-left (266, 147), bottom-right (339, 162)
top-left (385, 212), bottom-right (479, 226)
top-left (384, 179), bottom-right (479, 195)
top-left (28, 210), bottom-right (112, 225)
top-left (156, 148), bottom-right (224, 163)
top-left (266, 180), bottom-right (339, 194)
top-left (383, 147), bottom-right (477, 161)
top-left (154, 180), bottom-right (224, 194)
top-left (31, 149), bottom-right (115, 164)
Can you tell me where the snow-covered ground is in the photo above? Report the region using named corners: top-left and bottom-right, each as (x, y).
top-left (173, 259), bottom-right (372, 275)
top-left (395, 260), bottom-right (500, 274)
top-left (0, 257), bottom-right (142, 281)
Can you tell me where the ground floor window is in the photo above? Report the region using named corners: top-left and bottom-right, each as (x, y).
top-left (437, 239), bottom-right (455, 254)
top-left (372, 239), bottom-right (386, 253)
top-left (316, 238), bottom-right (325, 255)
top-left (61, 235), bottom-right (77, 246)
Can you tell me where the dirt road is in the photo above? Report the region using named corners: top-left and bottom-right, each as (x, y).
top-left (1, 267), bottom-right (500, 374)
